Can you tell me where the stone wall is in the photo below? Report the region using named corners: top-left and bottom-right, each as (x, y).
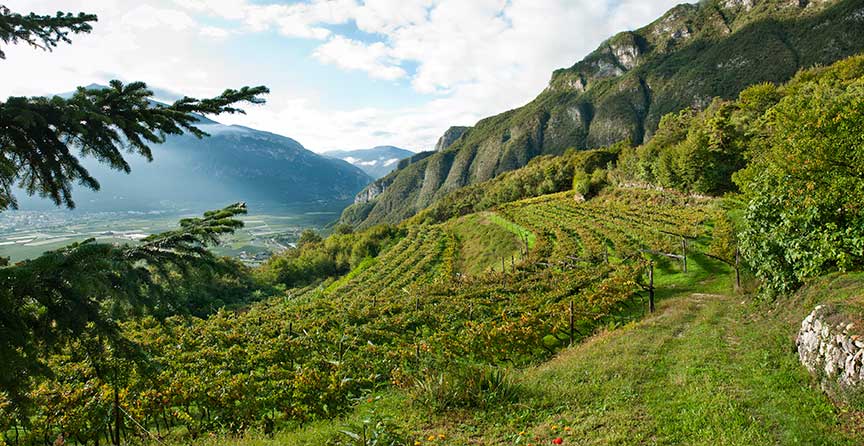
top-left (796, 305), bottom-right (864, 393)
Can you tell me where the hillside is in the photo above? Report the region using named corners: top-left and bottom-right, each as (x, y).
top-left (17, 93), bottom-right (373, 213)
top-left (341, 0), bottom-right (864, 228)
top-left (325, 146), bottom-right (414, 179)
top-left (7, 5), bottom-right (864, 446)
top-left (63, 186), bottom-right (861, 446)
top-left (185, 275), bottom-right (864, 446)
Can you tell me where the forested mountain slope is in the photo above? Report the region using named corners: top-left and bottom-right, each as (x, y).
top-left (341, 0), bottom-right (864, 228)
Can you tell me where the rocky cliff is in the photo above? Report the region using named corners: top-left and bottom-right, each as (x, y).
top-left (434, 126), bottom-right (471, 152)
top-left (341, 0), bottom-right (864, 228)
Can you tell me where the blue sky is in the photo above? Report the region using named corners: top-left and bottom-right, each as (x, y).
top-left (1, 0), bottom-right (686, 152)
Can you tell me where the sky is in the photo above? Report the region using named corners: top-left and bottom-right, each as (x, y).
top-left (0, 0), bottom-right (685, 153)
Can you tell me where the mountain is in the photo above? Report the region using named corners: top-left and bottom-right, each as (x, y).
top-left (324, 146), bottom-right (414, 179)
top-left (340, 0), bottom-right (864, 228)
top-left (17, 92), bottom-right (373, 213)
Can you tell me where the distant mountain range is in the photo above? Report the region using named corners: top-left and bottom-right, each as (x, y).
top-left (340, 0), bottom-right (864, 228)
top-left (325, 146), bottom-right (414, 179)
top-left (17, 88), bottom-right (373, 214)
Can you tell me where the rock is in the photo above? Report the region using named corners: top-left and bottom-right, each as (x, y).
top-left (797, 304), bottom-right (864, 399)
top-left (434, 126), bottom-right (471, 152)
top-left (355, 179), bottom-right (389, 204)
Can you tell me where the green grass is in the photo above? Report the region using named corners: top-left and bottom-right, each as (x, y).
top-left (324, 256), bottom-right (378, 293)
top-left (487, 212), bottom-right (536, 250)
top-left (448, 212), bottom-right (527, 275)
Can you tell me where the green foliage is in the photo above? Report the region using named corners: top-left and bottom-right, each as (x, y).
top-left (0, 81), bottom-right (268, 210)
top-left (573, 167), bottom-right (609, 198)
top-left (414, 148), bottom-right (616, 225)
top-left (6, 188), bottom-right (713, 443)
top-left (708, 211), bottom-right (738, 265)
top-left (735, 56), bottom-right (864, 297)
top-left (411, 364), bottom-right (522, 412)
top-left (257, 224), bottom-right (402, 288)
top-left (297, 228), bottom-right (323, 247)
top-left (0, 203), bottom-right (248, 420)
top-left (616, 99), bottom-right (747, 195)
top-left (335, 413), bottom-right (408, 446)
top-left (333, 223), bottom-right (355, 235)
top-left (0, 5), bottom-right (96, 59)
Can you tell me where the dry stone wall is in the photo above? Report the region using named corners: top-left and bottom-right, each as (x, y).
top-left (797, 305), bottom-right (864, 393)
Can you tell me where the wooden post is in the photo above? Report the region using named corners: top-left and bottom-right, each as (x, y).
top-left (734, 247), bottom-right (741, 290)
top-left (681, 237), bottom-right (688, 273)
top-left (648, 262), bottom-right (655, 314)
top-left (569, 300), bottom-right (575, 347)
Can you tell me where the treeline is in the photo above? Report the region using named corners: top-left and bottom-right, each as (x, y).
top-left (614, 55), bottom-right (864, 295)
top-left (255, 224), bottom-right (403, 289)
top-left (412, 147), bottom-right (617, 225)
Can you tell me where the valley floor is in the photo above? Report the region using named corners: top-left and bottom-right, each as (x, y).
top-left (173, 272), bottom-right (864, 446)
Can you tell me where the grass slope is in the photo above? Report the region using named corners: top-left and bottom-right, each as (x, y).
top-left (448, 213), bottom-right (524, 276)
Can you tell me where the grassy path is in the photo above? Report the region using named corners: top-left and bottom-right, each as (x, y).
top-left (488, 292), bottom-right (857, 445)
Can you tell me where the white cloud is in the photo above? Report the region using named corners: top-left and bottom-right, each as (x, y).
top-left (1, 0), bottom-right (690, 154)
top-left (352, 0), bottom-right (433, 34)
top-left (172, 0), bottom-right (357, 39)
top-left (121, 5), bottom-right (196, 31)
top-left (199, 26), bottom-right (233, 40)
top-left (313, 36), bottom-right (406, 80)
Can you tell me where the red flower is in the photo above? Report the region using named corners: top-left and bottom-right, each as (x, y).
top-left (552, 438), bottom-right (563, 445)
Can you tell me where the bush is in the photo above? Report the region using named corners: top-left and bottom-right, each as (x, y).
top-left (735, 58), bottom-right (864, 297)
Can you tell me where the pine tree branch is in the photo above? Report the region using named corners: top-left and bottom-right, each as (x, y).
top-left (0, 6), bottom-right (97, 59)
top-left (0, 81), bottom-right (269, 209)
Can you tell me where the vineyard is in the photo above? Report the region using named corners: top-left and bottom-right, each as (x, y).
top-left (13, 188), bottom-right (717, 444)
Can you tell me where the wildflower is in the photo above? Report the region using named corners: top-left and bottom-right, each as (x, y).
top-left (438, 434), bottom-right (446, 439)
top-left (553, 438), bottom-right (563, 445)
top-left (563, 427), bottom-right (571, 432)
top-left (414, 442), bottom-right (421, 446)
top-left (519, 431), bottom-right (526, 436)
top-left (428, 435), bottom-right (436, 441)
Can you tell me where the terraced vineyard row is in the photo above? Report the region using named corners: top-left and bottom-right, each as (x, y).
top-left (325, 225), bottom-right (455, 301)
top-left (499, 189), bottom-right (709, 264)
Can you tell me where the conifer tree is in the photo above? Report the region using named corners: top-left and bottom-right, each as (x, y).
top-left (0, 5), bottom-right (270, 416)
